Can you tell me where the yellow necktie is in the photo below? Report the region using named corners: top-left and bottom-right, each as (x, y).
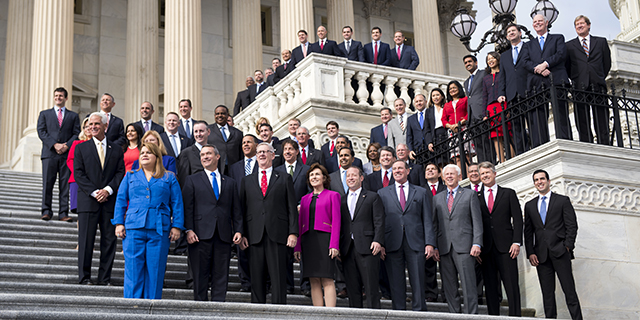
top-left (98, 142), bottom-right (105, 168)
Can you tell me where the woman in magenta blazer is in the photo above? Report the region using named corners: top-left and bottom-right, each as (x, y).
top-left (294, 163), bottom-right (341, 307)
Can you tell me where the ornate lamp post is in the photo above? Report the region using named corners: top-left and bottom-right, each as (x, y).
top-left (450, 0), bottom-right (558, 54)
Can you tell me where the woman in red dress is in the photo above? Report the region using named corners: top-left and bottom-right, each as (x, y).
top-left (123, 123), bottom-right (143, 171)
top-left (441, 80), bottom-right (474, 170)
top-left (482, 51), bottom-right (514, 163)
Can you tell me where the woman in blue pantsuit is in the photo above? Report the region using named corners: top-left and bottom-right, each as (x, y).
top-left (112, 142), bottom-right (184, 299)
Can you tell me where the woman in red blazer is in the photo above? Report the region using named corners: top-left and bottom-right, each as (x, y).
top-left (442, 80), bottom-right (474, 171)
top-left (294, 163), bottom-right (341, 307)
top-left (66, 117), bottom-right (92, 215)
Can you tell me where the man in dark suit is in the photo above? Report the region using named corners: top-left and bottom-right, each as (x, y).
top-left (338, 26), bottom-right (364, 62)
top-left (161, 112), bottom-right (192, 159)
top-left (395, 143), bottom-right (422, 186)
top-left (37, 87), bottom-right (80, 221)
top-left (138, 101), bottom-right (164, 134)
top-left (390, 31), bottom-right (419, 70)
top-left (421, 163), bottom-right (447, 302)
top-left (433, 164), bottom-right (483, 314)
top-left (99, 93), bottom-right (126, 147)
top-left (363, 27), bottom-right (391, 66)
top-left (498, 24), bottom-right (531, 155)
top-left (291, 29), bottom-right (311, 65)
top-left (377, 160), bottom-right (435, 311)
top-left (74, 112), bottom-right (125, 285)
top-left (321, 121), bottom-right (341, 173)
top-left (233, 77), bottom-right (254, 116)
top-left (566, 15), bottom-right (612, 145)
top-left (275, 139), bottom-right (310, 204)
top-left (266, 57), bottom-right (280, 87)
top-left (340, 166), bottom-right (384, 308)
top-left (363, 146), bottom-right (395, 192)
top-left (296, 126), bottom-right (323, 167)
top-left (477, 162), bottom-right (522, 316)
top-left (178, 120), bottom-right (209, 187)
top-left (369, 107), bottom-right (391, 147)
top-left (329, 147), bottom-right (355, 197)
top-left (239, 142), bottom-right (299, 304)
top-left (326, 135), bottom-right (363, 174)
top-left (247, 70), bottom-right (267, 103)
top-left (406, 94), bottom-right (432, 157)
top-left (177, 99), bottom-right (196, 141)
top-left (463, 55), bottom-right (490, 162)
top-left (183, 144), bottom-right (243, 302)
top-left (258, 123), bottom-right (283, 168)
top-left (309, 26), bottom-right (344, 57)
top-left (274, 50), bottom-right (294, 85)
top-left (522, 14), bottom-right (571, 147)
top-left (525, 170), bottom-right (582, 319)
top-left (207, 105), bottom-right (243, 175)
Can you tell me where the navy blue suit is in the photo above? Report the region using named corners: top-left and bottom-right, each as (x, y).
top-left (160, 131), bottom-right (192, 160)
top-left (390, 45), bottom-right (419, 70)
top-left (291, 43), bottom-right (310, 66)
top-left (363, 41), bottom-right (391, 66)
top-left (105, 114), bottom-right (127, 147)
top-left (228, 158), bottom-right (258, 194)
top-left (499, 43), bottom-right (530, 154)
top-left (248, 82), bottom-right (268, 103)
top-left (310, 39), bottom-right (344, 57)
top-left (369, 124), bottom-right (388, 147)
top-left (338, 40), bottom-right (364, 61)
top-left (275, 161), bottom-right (310, 205)
top-left (139, 120), bottom-right (164, 134)
top-left (406, 111), bottom-right (432, 152)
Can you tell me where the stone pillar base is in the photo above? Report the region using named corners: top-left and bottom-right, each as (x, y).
top-left (10, 131), bottom-right (42, 173)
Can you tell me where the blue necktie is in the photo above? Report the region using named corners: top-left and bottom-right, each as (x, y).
top-left (539, 36), bottom-right (545, 51)
top-left (211, 172), bottom-right (219, 200)
top-left (221, 127), bottom-right (228, 142)
top-left (245, 158), bottom-right (252, 176)
top-left (513, 46), bottom-right (519, 65)
top-left (539, 196), bottom-right (547, 225)
top-left (170, 134), bottom-right (179, 156)
top-left (342, 170), bottom-right (348, 193)
top-left (419, 112), bottom-right (424, 130)
top-left (185, 120), bottom-right (191, 139)
top-left (468, 74), bottom-right (474, 92)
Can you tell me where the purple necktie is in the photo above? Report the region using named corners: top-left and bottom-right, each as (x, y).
top-left (399, 185), bottom-right (406, 211)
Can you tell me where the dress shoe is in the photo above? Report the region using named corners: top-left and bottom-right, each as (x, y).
top-left (97, 281), bottom-right (112, 286)
top-left (337, 289), bottom-right (348, 299)
top-left (287, 287), bottom-right (295, 294)
top-left (426, 297), bottom-right (436, 302)
top-left (301, 289), bottom-right (311, 297)
top-left (41, 215), bottom-right (52, 221)
top-left (239, 287), bottom-right (251, 292)
top-left (79, 279), bottom-right (93, 285)
top-left (59, 216), bottom-right (73, 222)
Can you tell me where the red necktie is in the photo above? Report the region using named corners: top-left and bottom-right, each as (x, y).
top-left (397, 46), bottom-right (401, 59)
top-left (330, 140), bottom-right (335, 156)
top-left (284, 63), bottom-right (287, 70)
top-left (261, 170), bottom-right (268, 196)
top-left (431, 184), bottom-right (436, 196)
top-left (374, 42), bottom-right (378, 64)
top-left (447, 191), bottom-right (454, 212)
top-left (320, 40), bottom-right (324, 51)
top-left (57, 109), bottom-right (63, 127)
top-left (399, 185), bottom-right (406, 211)
top-left (474, 184), bottom-right (479, 192)
top-left (301, 148), bottom-right (307, 164)
top-left (488, 188), bottom-right (494, 212)
top-left (382, 171), bottom-right (389, 187)
top-left (105, 113), bottom-right (110, 132)
top-left (383, 124), bottom-right (388, 139)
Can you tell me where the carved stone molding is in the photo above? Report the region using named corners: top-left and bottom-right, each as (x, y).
top-left (362, 0), bottom-right (395, 19)
top-left (564, 180), bottom-right (640, 214)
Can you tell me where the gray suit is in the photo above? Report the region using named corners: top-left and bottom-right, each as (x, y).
top-left (432, 186), bottom-right (483, 314)
top-left (329, 169), bottom-right (347, 196)
top-left (387, 115), bottom-right (407, 148)
top-left (377, 183), bottom-right (435, 311)
top-left (464, 69), bottom-right (490, 162)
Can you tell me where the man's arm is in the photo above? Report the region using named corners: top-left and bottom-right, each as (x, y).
top-left (356, 42), bottom-right (365, 62)
top-left (562, 196), bottom-right (578, 251)
top-left (36, 111), bottom-right (57, 150)
top-left (409, 47), bottom-right (419, 70)
top-left (544, 34), bottom-right (567, 69)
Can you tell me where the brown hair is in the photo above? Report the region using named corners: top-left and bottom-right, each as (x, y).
top-left (306, 163), bottom-right (331, 190)
top-left (139, 142), bottom-right (166, 179)
top-left (141, 130), bottom-right (168, 156)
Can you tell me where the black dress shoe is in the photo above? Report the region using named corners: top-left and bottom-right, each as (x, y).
top-left (287, 288), bottom-right (294, 294)
top-left (337, 289), bottom-right (348, 299)
top-left (79, 279), bottom-right (93, 285)
top-left (41, 215), bottom-right (52, 221)
top-left (97, 281), bottom-right (112, 286)
top-left (59, 216), bottom-right (73, 222)
top-left (301, 289), bottom-right (311, 297)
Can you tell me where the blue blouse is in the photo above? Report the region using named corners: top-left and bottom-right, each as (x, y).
top-left (112, 169), bottom-right (184, 236)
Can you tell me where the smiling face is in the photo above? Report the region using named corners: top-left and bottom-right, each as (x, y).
top-left (296, 127), bottom-right (309, 147)
top-left (126, 125), bottom-right (138, 142)
top-left (100, 95), bottom-right (115, 113)
top-left (393, 32), bottom-right (404, 46)
top-left (282, 143), bottom-right (299, 164)
top-left (298, 31), bottom-right (308, 43)
top-left (487, 54), bottom-right (498, 69)
top-left (533, 14), bottom-right (548, 35)
top-left (326, 124), bottom-right (338, 139)
top-left (200, 146), bottom-right (220, 171)
top-left (463, 56), bottom-right (477, 74)
top-left (88, 115), bottom-right (106, 140)
top-left (259, 125), bottom-right (273, 143)
top-left (338, 148), bottom-right (354, 169)
top-left (281, 49), bottom-right (291, 62)
top-left (479, 167), bottom-right (496, 188)
top-left (371, 28), bottom-right (381, 41)
top-left (380, 109), bottom-right (392, 124)
top-left (242, 135), bottom-right (257, 158)
top-left (317, 26), bottom-right (327, 40)
top-left (193, 123), bottom-right (210, 145)
top-left (574, 18), bottom-right (590, 38)
top-left (342, 27), bottom-right (352, 40)
top-left (139, 146), bottom-right (157, 168)
top-left (442, 166), bottom-right (460, 189)
top-left (54, 91), bottom-right (67, 107)
top-left (367, 145), bottom-right (379, 161)
top-left (414, 94), bottom-right (426, 111)
top-left (468, 165), bottom-right (480, 184)
top-left (139, 102), bottom-right (153, 120)
top-left (143, 134), bottom-right (159, 146)
top-left (164, 113), bottom-right (180, 134)
top-left (392, 161), bottom-right (408, 184)
top-left (448, 83), bottom-right (460, 99)
top-left (254, 71), bottom-right (264, 83)
top-left (245, 77), bottom-right (255, 88)
top-left (379, 150), bottom-right (395, 169)
top-left (346, 167), bottom-right (363, 190)
top-left (288, 119), bottom-right (300, 136)
top-left (396, 144), bottom-right (408, 161)
top-left (394, 99), bottom-right (406, 115)
top-left (308, 168), bottom-right (325, 189)
top-left (431, 90), bottom-right (443, 106)
top-left (256, 144), bottom-right (275, 168)
top-left (179, 100), bottom-right (192, 119)
top-left (533, 172), bottom-right (551, 194)
top-left (214, 106), bottom-right (228, 126)
top-left (82, 121), bottom-right (93, 140)
top-left (506, 25), bottom-right (521, 43)
top-left (425, 164), bottom-right (440, 182)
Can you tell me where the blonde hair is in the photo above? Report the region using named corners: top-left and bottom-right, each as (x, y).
top-left (78, 118), bottom-right (91, 141)
top-left (141, 130), bottom-right (168, 156)
top-left (255, 117), bottom-right (270, 134)
top-left (139, 142), bottom-right (166, 179)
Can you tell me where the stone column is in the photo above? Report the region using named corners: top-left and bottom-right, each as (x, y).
top-left (327, 0), bottom-right (354, 41)
top-left (164, 0), bottom-right (203, 119)
top-left (280, 0), bottom-right (314, 53)
top-left (125, 0), bottom-right (158, 124)
top-left (412, 0), bottom-right (443, 74)
top-left (13, 0), bottom-right (73, 172)
top-left (232, 0), bottom-right (262, 100)
top-left (0, 0), bottom-right (34, 168)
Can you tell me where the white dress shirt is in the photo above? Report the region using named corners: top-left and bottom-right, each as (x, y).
top-left (285, 161), bottom-right (297, 175)
top-left (245, 155), bottom-right (257, 174)
top-left (90, 137), bottom-right (113, 197)
top-left (537, 191), bottom-right (552, 213)
top-left (395, 181), bottom-right (409, 204)
top-left (578, 34), bottom-right (591, 51)
top-left (194, 142), bottom-right (204, 151)
top-left (258, 166), bottom-right (273, 186)
top-left (167, 132), bottom-right (182, 155)
top-left (381, 167), bottom-right (392, 185)
top-left (483, 184), bottom-right (498, 207)
top-left (347, 187), bottom-right (362, 220)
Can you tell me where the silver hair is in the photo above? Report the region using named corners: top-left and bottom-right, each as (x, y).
top-left (257, 142), bottom-right (275, 153)
top-left (298, 126), bottom-right (309, 134)
top-left (89, 112), bottom-right (108, 124)
top-left (101, 93), bottom-right (115, 103)
top-left (443, 164), bottom-right (461, 175)
top-left (533, 13), bottom-right (548, 22)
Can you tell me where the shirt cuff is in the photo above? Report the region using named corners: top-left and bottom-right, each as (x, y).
top-left (513, 242), bottom-right (522, 247)
top-left (104, 186), bottom-right (113, 195)
top-left (91, 190), bottom-right (99, 198)
top-left (473, 244), bottom-right (481, 249)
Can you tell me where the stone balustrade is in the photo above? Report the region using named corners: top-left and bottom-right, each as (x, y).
top-left (235, 53), bottom-right (460, 158)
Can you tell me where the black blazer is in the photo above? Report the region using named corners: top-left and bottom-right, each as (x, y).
top-left (522, 33), bottom-right (569, 88)
top-left (207, 124), bottom-right (243, 173)
top-left (310, 40), bottom-right (344, 57)
top-left (177, 118), bottom-right (196, 142)
top-left (160, 131), bottom-right (192, 159)
top-left (297, 147), bottom-right (324, 168)
top-left (73, 139), bottom-right (125, 213)
top-left (139, 120), bottom-right (164, 134)
top-left (565, 35), bottom-right (611, 91)
top-left (37, 108), bottom-right (80, 159)
top-left (499, 43), bottom-right (529, 102)
top-left (422, 181), bottom-right (446, 206)
top-left (339, 190), bottom-right (385, 255)
top-left (524, 192), bottom-right (578, 263)
top-left (275, 161), bottom-right (311, 204)
top-left (406, 111), bottom-right (432, 152)
top-left (228, 157), bottom-right (258, 194)
top-left (273, 61), bottom-right (294, 85)
top-left (369, 124), bottom-right (388, 147)
top-left (291, 43), bottom-right (309, 66)
top-left (248, 83), bottom-right (268, 103)
top-left (324, 153), bottom-right (363, 174)
top-left (338, 40), bottom-right (364, 62)
top-left (329, 170), bottom-right (347, 196)
top-left (240, 169), bottom-right (299, 245)
top-left (182, 171), bottom-right (243, 242)
top-left (478, 186), bottom-right (523, 253)
top-left (177, 144), bottom-right (204, 187)
top-left (363, 169), bottom-right (394, 193)
top-left (390, 45), bottom-right (420, 70)
top-left (105, 115), bottom-right (127, 148)
top-left (363, 41), bottom-right (391, 66)
top-left (482, 71), bottom-right (502, 109)
top-left (233, 89), bottom-right (251, 116)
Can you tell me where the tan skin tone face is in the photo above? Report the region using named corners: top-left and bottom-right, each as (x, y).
top-left (179, 101), bottom-right (192, 118)
top-left (574, 18), bottom-right (590, 38)
top-left (479, 167), bottom-right (496, 188)
top-left (82, 121), bottom-right (93, 140)
top-left (317, 26), bottom-right (327, 40)
top-left (282, 143), bottom-right (299, 164)
top-left (533, 172), bottom-right (551, 194)
top-left (431, 90), bottom-right (444, 106)
top-left (254, 71), bottom-right (264, 83)
top-left (506, 25), bottom-right (521, 44)
top-left (463, 57), bottom-right (477, 74)
top-left (88, 115), bottom-right (106, 141)
top-left (54, 91), bottom-right (67, 107)
top-left (381, 109), bottom-right (392, 124)
top-left (392, 161), bottom-right (409, 184)
top-left (393, 32), bottom-right (404, 46)
top-left (298, 32), bottom-right (308, 43)
top-left (200, 146), bottom-right (220, 172)
top-left (449, 83), bottom-right (460, 99)
top-left (144, 135), bottom-right (159, 146)
top-left (394, 100), bottom-right (406, 115)
top-left (281, 50), bottom-right (291, 61)
top-left (487, 55), bottom-right (499, 72)
top-left (425, 164), bottom-right (440, 182)
top-left (308, 168), bottom-right (325, 189)
top-left (371, 29), bottom-right (381, 41)
top-left (139, 146), bottom-right (157, 169)
top-left (140, 102), bottom-right (153, 120)
top-left (345, 167), bottom-right (364, 190)
top-left (296, 128), bottom-right (310, 147)
top-left (396, 144), bottom-right (409, 161)
top-left (338, 148), bottom-right (354, 169)
top-left (259, 126), bottom-right (273, 142)
top-left (379, 150), bottom-right (395, 169)
top-left (468, 165), bottom-right (480, 184)
top-left (342, 27), bottom-right (352, 40)
top-left (414, 95), bottom-right (426, 112)
top-left (241, 136), bottom-right (257, 158)
top-left (100, 95), bottom-right (115, 113)
top-left (126, 126), bottom-right (138, 143)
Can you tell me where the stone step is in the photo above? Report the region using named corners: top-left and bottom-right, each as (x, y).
top-left (0, 216), bottom-right (78, 229)
top-left (0, 244), bottom-right (188, 264)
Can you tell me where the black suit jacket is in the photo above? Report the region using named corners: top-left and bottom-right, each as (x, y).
top-left (565, 35), bottom-right (611, 91)
top-left (339, 190), bottom-right (385, 255)
top-left (273, 61), bottom-right (294, 84)
top-left (369, 124), bottom-right (388, 147)
top-left (240, 169), bottom-right (299, 245)
top-left (329, 170), bottom-right (347, 196)
top-left (390, 45), bottom-right (419, 70)
top-left (406, 111), bottom-right (432, 152)
top-left (233, 89), bottom-right (251, 115)
top-left (248, 82), bottom-right (268, 103)
top-left (478, 186), bottom-right (523, 253)
top-left (363, 169), bottom-right (394, 193)
top-left (291, 43), bottom-right (309, 66)
top-left (422, 181), bottom-right (446, 206)
top-left (522, 33), bottom-right (569, 88)
top-left (177, 118), bottom-right (196, 141)
top-left (499, 43), bottom-right (530, 102)
top-left (73, 139), bottom-right (125, 213)
top-left (228, 157), bottom-right (258, 194)
top-left (37, 108), bottom-right (80, 159)
top-left (310, 40), bottom-right (344, 57)
top-left (139, 120), bottom-right (164, 134)
top-left (177, 144), bottom-right (204, 187)
top-left (160, 131), bottom-right (192, 159)
top-left (182, 171), bottom-right (243, 242)
top-left (105, 115), bottom-right (127, 147)
top-left (207, 124), bottom-right (243, 173)
top-left (524, 192), bottom-right (578, 263)
top-left (275, 161), bottom-right (311, 204)
top-left (297, 146), bottom-right (324, 167)
top-left (363, 41), bottom-right (391, 66)
top-left (338, 40), bottom-right (364, 62)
